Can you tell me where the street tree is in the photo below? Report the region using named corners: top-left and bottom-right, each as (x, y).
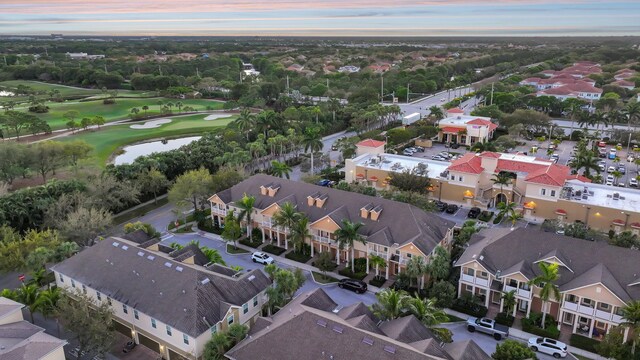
top-left (528, 262), bottom-right (561, 329)
top-left (168, 167), bottom-right (213, 212)
top-left (236, 194), bottom-right (256, 241)
top-left (492, 339), bottom-right (537, 360)
top-left (137, 168), bottom-right (170, 204)
top-left (221, 210), bottom-right (242, 249)
top-left (334, 219), bottom-right (366, 271)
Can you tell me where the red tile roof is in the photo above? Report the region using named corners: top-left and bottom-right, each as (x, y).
top-left (467, 118), bottom-right (498, 131)
top-left (447, 108), bottom-right (464, 113)
top-left (566, 174), bottom-right (592, 183)
top-left (495, 159), bottom-right (550, 174)
top-left (356, 139), bottom-right (386, 148)
top-left (524, 164), bottom-right (571, 186)
top-left (441, 126), bottom-right (465, 133)
top-left (447, 153), bottom-right (483, 174)
top-left (479, 151), bottom-right (501, 158)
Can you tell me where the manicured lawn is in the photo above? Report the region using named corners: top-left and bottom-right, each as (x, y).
top-left (58, 113), bottom-right (236, 165)
top-left (312, 272), bottom-right (339, 284)
top-left (445, 314), bottom-right (465, 323)
top-left (11, 97), bottom-right (224, 131)
top-left (226, 244), bottom-right (249, 254)
top-left (0, 80), bottom-right (103, 98)
top-left (571, 354), bottom-right (593, 360)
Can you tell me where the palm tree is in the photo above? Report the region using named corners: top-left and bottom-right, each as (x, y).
top-left (501, 290), bottom-right (516, 315)
top-left (428, 106), bottom-right (444, 122)
top-left (34, 287), bottom-right (60, 319)
top-left (270, 160), bottom-right (292, 179)
top-left (491, 172), bottom-right (512, 203)
top-left (497, 201), bottom-right (517, 222)
top-left (369, 255), bottom-right (387, 280)
top-left (302, 129), bottom-right (323, 174)
top-left (272, 202), bottom-right (301, 249)
top-left (407, 296), bottom-right (448, 326)
top-left (205, 331), bottom-right (231, 359)
top-left (266, 286), bottom-right (284, 316)
top-left (201, 247), bottom-right (226, 266)
top-left (371, 288), bottom-right (410, 321)
top-left (334, 220), bottom-right (366, 272)
top-left (30, 268), bottom-right (47, 288)
top-left (612, 170), bottom-right (623, 185)
top-left (507, 211), bottom-right (523, 230)
top-left (528, 262), bottom-right (561, 329)
top-left (16, 283), bottom-right (40, 323)
top-left (236, 194), bottom-right (256, 242)
top-left (571, 150), bottom-right (600, 178)
top-left (227, 323), bottom-right (248, 345)
top-left (25, 247), bottom-right (54, 273)
top-left (1, 288), bottom-right (16, 300)
top-left (54, 242), bottom-right (79, 262)
top-left (235, 109), bottom-right (255, 140)
top-left (621, 300), bottom-right (640, 354)
top-left (625, 102), bottom-right (640, 131)
top-left (405, 256), bottom-right (429, 289)
top-left (142, 105), bottom-right (149, 116)
top-left (288, 216), bottom-right (310, 253)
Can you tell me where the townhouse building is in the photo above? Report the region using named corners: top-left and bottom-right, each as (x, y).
top-left (209, 174), bottom-right (455, 280)
top-left (226, 288), bottom-right (491, 360)
top-left (455, 228), bottom-right (640, 341)
top-left (51, 237), bottom-right (271, 360)
top-left (0, 297), bottom-right (66, 360)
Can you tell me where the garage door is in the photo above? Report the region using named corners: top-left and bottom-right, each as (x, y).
top-left (112, 320), bottom-right (131, 337)
top-left (169, 348), bottom-right (187, 360)
top-left (137, 333), bottom-right (160, 353)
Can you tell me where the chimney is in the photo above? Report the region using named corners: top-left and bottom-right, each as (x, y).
top-left (370, 205), bottom-right (383, 221)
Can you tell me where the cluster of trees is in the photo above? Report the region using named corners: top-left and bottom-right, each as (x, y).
top-left (0, 110), bottom-right (51, 139)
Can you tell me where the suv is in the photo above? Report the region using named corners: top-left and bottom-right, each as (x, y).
top-left (630, 177), bottom-right (638, 187)
top-left (467, 207), bottom-right (481, 219)
top-left (432, 201), bottom-right (447, 212)
top-left (445, 204), bottom-right (459, 214)
top-left (251, 252), bottom-right (275, 265)
top-left (528, 337), bottom-right (567, 358)
top-left (338, 279), bottom-right (367, 294)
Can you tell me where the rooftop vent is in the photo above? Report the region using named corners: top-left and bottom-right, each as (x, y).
top-left (248, 275), bottom-right (256, 281)
top-left (121, 245), bottom-right (129, 250)
top-left (164, 262), bottom-right (172, 268)
top-left (332, 326), bottom-right (344, 334)
top-left (112, 241), bottom-right (120, 247)
top-left (383, 345), bottom-right (396, 354)
top-left (146, 255), bottom-right (155, 261)
top-left (176, 266), bottom-right (184, 272)
top-left (137, 251), bottom-right (144, 257)
top-left (200, 278), bottom-right (211, 285)
top-left (362, 337), bottom-right (374, 346)
top-left (316, 320), bottom-right (327, 327)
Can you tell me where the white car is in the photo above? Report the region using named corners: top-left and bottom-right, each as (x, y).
top-left (608, 166), bottom-right (616, 173)
top-left (630, 178), bottom-right (638, 187)
top-left (598, 164), bottom-right (606, 172)
top-left (528, 337), bottom-right (568, 358)
top-left (251, 251), bottom-right (275, 265)
top-left (618, 182), bottom-right (626, 188)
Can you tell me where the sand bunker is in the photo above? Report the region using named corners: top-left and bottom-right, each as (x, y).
top-left (204, 114), bottom-right (232, 121)
top-left (130, 119), bottom-right (172, 129)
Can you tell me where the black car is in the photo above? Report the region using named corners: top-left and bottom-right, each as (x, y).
top-left (331, 144), bottom-right (338, 151)
top-left (445, 204), bottom-right (459, 214)
top-left (432, 200), bottom-right (447, 212)
top-left (123, 340), bottom-right (136, 353)
top-left (450, 143), bottom-right (460, 149)
top-left (338, 279), bottom-right (367, 294)
top-left (467, 207), bottom-right (481, 218)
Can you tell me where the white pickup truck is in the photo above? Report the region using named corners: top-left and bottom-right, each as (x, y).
top-left (466, 317), bottom-right (510, 340)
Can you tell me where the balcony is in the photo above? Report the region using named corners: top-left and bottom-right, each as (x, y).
top-left (475, 277), bottom-right (489, 287)
top-left (313, 235), bottom-right (335, 244)
top-left (503, 285), bottom-right (532, 298)
top-left (595, 309), bottom-right (614, 321)
top-left (578, 304), bottom-right (595, 316)
top-left (612, 314), bottom-right (623, 323)
top-left (368, 250), bottom-right (388, 259)
top-left (211, 207), bottom-right (227, 216)
top-left (461, 274), bottom-right (474, 284)
top-left (564, 302), bottom-right (578, 312)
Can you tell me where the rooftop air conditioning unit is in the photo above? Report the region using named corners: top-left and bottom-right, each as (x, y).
top-left (613, 192), bottom-right (620, 200)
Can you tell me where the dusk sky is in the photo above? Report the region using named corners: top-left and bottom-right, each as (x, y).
top-left (1, 0), bottom-right (639, 36)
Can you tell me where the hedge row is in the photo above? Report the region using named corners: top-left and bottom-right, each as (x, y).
top-left (521, 318), bottom-right (560, 339)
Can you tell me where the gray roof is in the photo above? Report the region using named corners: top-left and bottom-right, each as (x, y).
top-left (227, 288), bottom-right (488, 360)
top-left (52, 237), bottom-right (271, 337)
top-left (444, 339), bottom-right (492, 360)
top-left (0, 321), bottom-right (67, 360)
top-left (214, 174), bottom-right (454, 255)
top-left (455, 228), bottom-right (640, 303)
top-left (0, 298), bottom-right (23, 321)
top-left (299, 288), bottom-right (338, 312)
top-left (170, 244), bottom-right (210, 266)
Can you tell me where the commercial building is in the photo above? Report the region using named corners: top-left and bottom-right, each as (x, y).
top-left (226, 288), bottom-right (491, 360)
top-left (52, 236), bottom-right (271, 360)
top-left (209, 174), bottom-right (455, 280)
top-left (455, 228), bottom-right (640, 340)
top-left (436, 109), bottom-right (497, 146)
top-left (0, 297), bottom-right (66, 360)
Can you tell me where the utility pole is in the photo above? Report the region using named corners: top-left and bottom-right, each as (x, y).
top-left (158, 65), bottom-right (162, 76)
top-left (627, 132), bottom-right (632, 154)
top-left (286, 75), bottom-right (289, 95)
top-left (196, 67), bottom-right (200, 78)
top-left (3, 56), bottom-right (6, 66)
top-left (407, 83), bottom-right (410, 103)
top-left (326, 78), bottom-right (329, 91)
top-left (490, 83), bottom-right (495, 106)
top-left (381, 75), bottom-right (384, 103)
top-left (104, 64), bottom-right (107, 73)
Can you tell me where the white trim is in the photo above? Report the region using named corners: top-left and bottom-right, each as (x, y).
top-left (534, 256), bottom-right (574, 273)
top-left (499, 270), bottom-right (530, 281)
top-left (562, 282), bottom-right (628, 306)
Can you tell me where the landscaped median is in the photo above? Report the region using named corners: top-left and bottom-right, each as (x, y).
top-left (311, 271), bottom-right (339, 284)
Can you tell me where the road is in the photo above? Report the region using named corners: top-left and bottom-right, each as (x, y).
top-left (396, 86), bottom-right (476, 118)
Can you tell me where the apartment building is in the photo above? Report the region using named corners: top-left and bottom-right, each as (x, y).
top-left (51, 237), bottom-right (271, 360)
top-left (455, 228), bottom-right (640, 340)
top-left (209, 174), bottom-right (455, 280)
top-left (226, 288), bottom-right (491, 360)
top-left (0, 297), bottom-right (67, 360)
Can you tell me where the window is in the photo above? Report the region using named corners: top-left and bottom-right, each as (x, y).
top-left (59, 274), bottom-right (64, 283)
top-left (183, 334), bottom-right (189, 345)
top-left (465, 284), bottom-right (473, 292)
top-left (107, 297), bottom-right (112, 306)
top-left (166, 325), bottom-right (172, 336)
top-left (82, 285), bottom-right (87, 294)
top-left (508, 279), bottom-right (518, 287)
top-left (227, 314), bottom-right (234, 325)
top-left (151, 318), bottom-right (157, 328)
top-left (541, 189), bottom-right (547, 196)
top-left (465, 268), bottom-right (474, 276)
top-left (598, 303), bottom-right (610, 311)
top-left (210, 325), bottom-right (217, 334)
top-left (122, 304), bottom-right (128, 314)
top-left (479, 271), bottom-right (488, 278)
top-left (458, 176), bottom-right (463, 181)
top-left (253, 296), bottom-right (258, 307)
top-left (450, 175), bottom-right (455, 181)
top-left (550, 190), bottom-right (556, 197)
top-left (71, 279), bottom-right (76, 288)
top-left (96, 292), bottom-right (102, 301)
top-left (243, 303), bottom-right (249, 314)
top-left (134, 310), bottom-right (139, 320)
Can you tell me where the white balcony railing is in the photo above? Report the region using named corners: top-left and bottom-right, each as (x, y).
top-left (595, 309), bottom-right (614, 321)
top-left (368, 250), bottom-right (388, 259)
top-left (461, 274), bottom-right (474, 283)
top-left (475, 277), bottom-right (489, 287)
top-left (504, 285), bottom-right (517, 293)
top-left (313, 235), bottom-right (335, 244)
top-left (612, 314), bottom-right (623, 323)
top-left (211, 207), bottom-right (227, 216)
top-left (517, 288), bottom-right (531, 298)
top-left (578, 304), bottom-right (595, 316)
top-left (563, 302), bottom-right (578, 312)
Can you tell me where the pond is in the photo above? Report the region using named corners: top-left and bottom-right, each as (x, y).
top-left (113, 136), bottom-right (201, 165)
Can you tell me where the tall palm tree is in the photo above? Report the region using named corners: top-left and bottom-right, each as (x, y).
top-left (428, 106), bottom-right (444, 122)
top-left (16, 283), bottom-right (40, 323)
top-left (612, 170), bottom-right (623, 185)
top-left (236, 194), bottom-right (256, 242)
top-left (625, 102), bottom-right (640, 131)
top-left (288, 216), bottom-right (311, 254)
top-left (528, 262), bottom-right (561, 329)
top-left (235, 109), bottom-right (256, 140)
top-left (501, 290), bottom-right (517, 315)
top-left (405, 256), bottom-right (429, 289)
top-left (621, 300), bottom-right (640, 354)
top-left (507, 211), bottom-right (523, 230)
top-left (407, 296), bottom-right (448, 326)
top-left (571, 149), bottom-right (600, 178)
top-left (334, 220), bottom-right (366, 271)
top-left (270, 160), bottom-right (292, 179)
top-left (496, 201), bottom-right (517, 222)
top-left (272, 202), bottom-right (301, 249)
top-left (369, 255), bottom-right (387, 280)
top-left (34, 287), bottom-right (60, 319)
top-left (205, 331), bottom-right (231, 359)
top-left (302, 129), bottom-right (323, 175)
top-left (371, 288), bottom-right (410, 321)
top-left (491, 172), bottom-right (512, 203)
top-left (200, 247), bottom-right (226, 266)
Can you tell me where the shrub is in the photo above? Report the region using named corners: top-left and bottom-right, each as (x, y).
top-left (28, 104), bottom-right (49, 113)
top-left (338, 268), bottom-right (367, 280)
top-left (285, 252), bottom-right (311, 264)
top-left (251, 228), bottom-right (263, 240)
top-left (570, 334), bottom-right (599, 353)
top-left (124, 221), bottom-right (160, 238)
top-left (239, 237), bottom-right (262, 248)
top-left (478, 211), bottom-right (494, 222)
top-left (450, 298), bottom-right (488, 318)
top-left (494, 312), bottom-right (515, 327)
top-left (521, 315), bottom-right (560, 339)
top-left (493, 213), bottom-right (504, 224)
top-left (103, 98), bottom-right (115, 105)
top-left (353, 258), bottom-right (367, 273)
top-left (262, 244), bottom-right (286, 256)
top-left (428, 281), bottom-right (456, 308)
top-left (369, 276), bottom-right (386, 287)
top-left (198, 218), bottom-right (222, 235)
top-left (492, 340), bottom-right (537, 360)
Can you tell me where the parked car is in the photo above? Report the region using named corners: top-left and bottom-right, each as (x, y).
top-left (618, 166), bottom-right (626, 174)
top-left (528, 337), bottom-right (568, 358)
top-left (609, 150), bottom-right (617, 160)
top-left (608, 166), bottom-right (616, 173)
top-left (317, 179), bottom-right (335, 187)
top-left (432, 155), bottom-right (445, 161)
top-left (123, 340), bottom-right (136, 353)
top-left (630, 177), bottom-right (638, 187)
top-left (628, 155), bottom-right (635, 162)
top-left (414, 146), bottom-right (425, 152)
top-left (618, 182), bottom-right (626, 187)
top-left (450, 143), bottom-right (460, 149)
top-left (338, 278), bottom-right (367, 294)
top-left (598, 164), bottom-right (606, 172)
top-left (403, 149), bottom-right (415, 156)
top-left (467, 207), bottom-right (481, 219)
top-left (466, 317), bottom-right (510, 340)
top-left (433, 201), bottom-right (447, 212)
top-left (597, 141), bottom-right (606, 147)
top-left (251, 251), bottom-right (275, 265)
top-left (445, 204), bottom-right (459, 214)
top-left (331, 144), bottom-right (338, 151)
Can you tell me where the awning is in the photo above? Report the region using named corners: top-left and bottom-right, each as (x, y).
top-left (356, 173), bottom-right (364, 179)
top-left (441, 126), bottom-right (465, 134)
top-left (555, 209), bottom-right (567, 215)
top-left (369, 176), bottom-right (379, 182)
top-left (631, 222), bottom-right (640, 229)
top-left (612, 219), bottom-right (625, 226)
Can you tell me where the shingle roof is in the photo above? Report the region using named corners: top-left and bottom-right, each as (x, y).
top-left (444, 339), bottom-right (492, 360)
top-left (455, 228), bottom-right (640, 303)
top-left (0, 321), bottom-right (67, 360)
top-left (0, 297), bottom-right (23, 320)
top-left (379, 316), bottom-right (436, 343)
top-left (169, 244), bottom-right (210, 266)
top-left (213, 174), bottom-right (454, 256)
top-left (52, 238), bottom-right (271, 337)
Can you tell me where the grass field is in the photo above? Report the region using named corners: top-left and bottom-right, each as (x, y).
top-left (0, 80), bottom-right (104, 98)
top-left (58, 113), bottom-right (236, 165)
top-left (9, 97), bottom-right (224, 132)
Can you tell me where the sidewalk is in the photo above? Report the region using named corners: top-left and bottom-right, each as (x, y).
top-left (197, 231), bottom-right (384, 294)
top-left (443, 308), bottom-right (608, 360)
